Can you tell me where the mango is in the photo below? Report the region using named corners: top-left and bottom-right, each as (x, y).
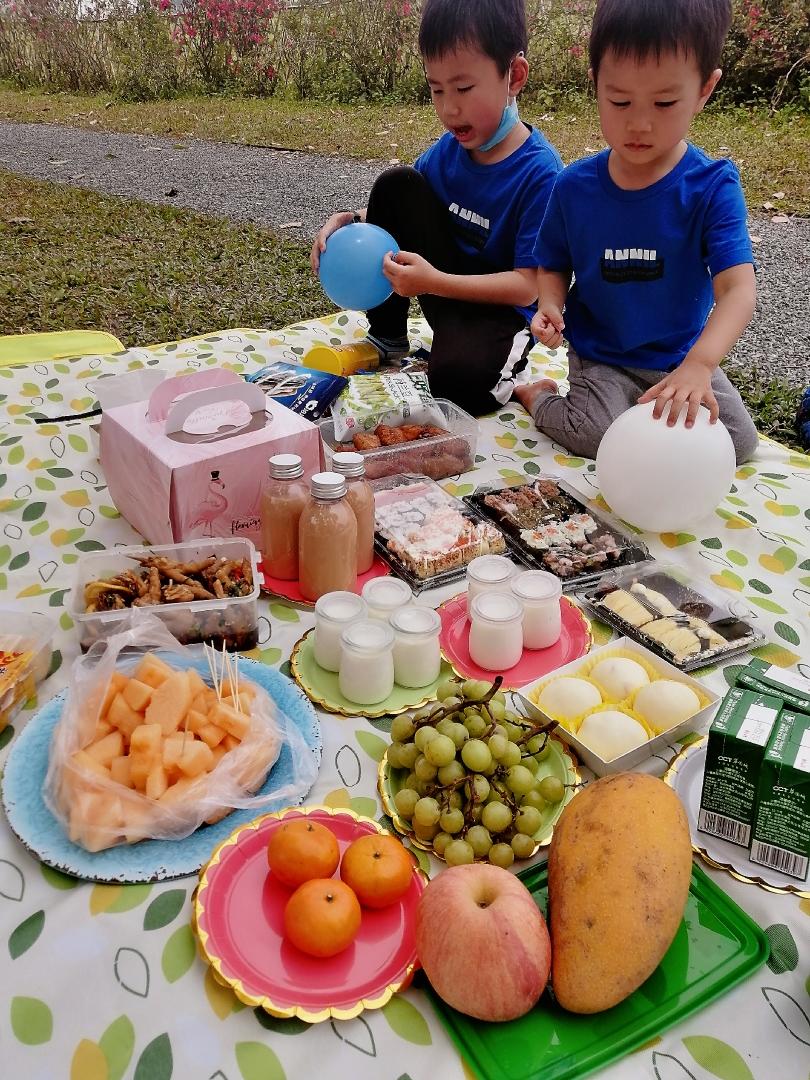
top-left (548, 772), bottom-right (692, 1013)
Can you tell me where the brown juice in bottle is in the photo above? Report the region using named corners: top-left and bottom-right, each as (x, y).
top-left (332, 451), bottom-right (375, 575)
top-left (260, 454), bottom-right (309, 580)
top-left (298, 472), bottom-right (358, 601)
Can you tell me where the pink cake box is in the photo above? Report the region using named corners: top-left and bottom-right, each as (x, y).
top-left (100, 368), bottom-right (323, 550)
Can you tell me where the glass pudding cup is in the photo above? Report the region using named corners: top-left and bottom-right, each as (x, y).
top-left (339, 620), bottom-right (396, 705)
top-left (361, 577), bottom-right (413, 622)
top-left (468, 592), bottom-right (524, 671)
top-left (390, 605), bottom-right (442, 688)
top-left (313, 590), bottom-right (367, 672)
top-left (510, 570), bottom-right (563, 650)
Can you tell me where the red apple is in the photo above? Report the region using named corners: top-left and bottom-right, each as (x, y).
top-left (415, 863), bottom-right (551, 1021)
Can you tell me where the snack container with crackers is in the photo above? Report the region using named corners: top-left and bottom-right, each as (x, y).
top-left (319, 399), bottom-right (479, 482)
top-left (371, 474), bottom-right (508, 594)
top-left (0, 611), bottom-right (54, 733)
top-left (69, 538), bottom-right (260, 653)
top-left (517, 637), bottom-right (719, 775)
top-left (576, 561), bottom-right (764, 671)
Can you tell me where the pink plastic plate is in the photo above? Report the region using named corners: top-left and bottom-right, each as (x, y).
top-left (438, 593), bottom-right (592, 690)
top-left (193, 806), bottom-right (426, 1021)
top-left (259, 556), bottom-right (391, 607)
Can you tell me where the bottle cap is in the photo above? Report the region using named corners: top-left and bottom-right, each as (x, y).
top-left (310, 472), bottom-right (347, 499)
top-left (332, 451), bottom-right (367, 479)
top-left (268, 454), bottom-right (304, 480)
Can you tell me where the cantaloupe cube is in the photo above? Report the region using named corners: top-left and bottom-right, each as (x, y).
top-left (85, 730), bottom-right (124, 767)
top-left (187, 669), bottom-right (207, 698)
top-left (176, 738), bottom-right (215, 778)
top-left (130, 723), bottom-right (163, 790)
top-left (145, 671), bottom-right (192, 736)
top-left (110, 755), bottom-right (133, 788)
top-left (187, 710), bottom-right (227, 749)
top-left (71, 749), bottom-right (111, 780)
top-left (210, 700), bottom-right (250, 741)
top-left (107, 693), bottom-right (145, 740)
top-left (122, 677), bottom-right (154, 713)
top-left (133, 652), bottom-right (175, 689)
top-left (190, 691), bottom-right (208, 716)
top-left (210, 744), bottom-right (228, 766)
top-left (123, 800), bottom-right (154, 844)
top-left (70, 791), bottom-right (124, 852)
top-left (100, 671), bottom-right (129, 718)
top-left (223, 734), bottom-right (241, 752)
top-left (146, 764), bottom-right (170, 801)
top-left (237, 692), bottom-right (254, 716)
top-left (93, 718), bottom-right (113, 741)
top-left (162, 731), bottom-right (189, 770)
top-left (159, 776), bottom-right (198, 808)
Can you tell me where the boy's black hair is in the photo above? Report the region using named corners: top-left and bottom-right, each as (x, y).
top-left (589, 0), bottom-right (731, 83)
top-left (418, 0), bottom-right (528, 76)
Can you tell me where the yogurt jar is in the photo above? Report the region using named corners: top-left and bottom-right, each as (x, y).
top-left (510, 571), bottom-right (563, 650)
top-left (465, 555), bottom-right (516, 619)
top-left (339, 620), bottom-right (395, 705)
top-left (468, 592), bottom-right (524, 672)
top-left (390, 605), bottom-right (442, 689)
top-left (361, 577), bottom-right (413, 622)
top-left (313, 591), bottom-right (367, 672)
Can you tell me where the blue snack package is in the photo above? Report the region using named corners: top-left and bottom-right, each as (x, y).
top-left (245, 362), bottom-right (347, 421)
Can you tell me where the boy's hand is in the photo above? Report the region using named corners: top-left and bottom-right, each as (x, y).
top-left (382, 251), bottom-right (439, 297)
top-left (530, 304), bottom-right (565, 349)
top-left (637, 359), bottom-right (719, 427)
top-left (310, 211), bottom-right (356, 274)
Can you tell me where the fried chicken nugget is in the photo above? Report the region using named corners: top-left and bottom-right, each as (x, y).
top-left (352, 433), bottom-right (382, 451)
top-left (376, 425), bottom-right (407, 445)
top-left (399, 424), bottom-right (425, 442)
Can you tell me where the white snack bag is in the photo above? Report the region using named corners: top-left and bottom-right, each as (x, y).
top-left (330, 371), bottom-right (446, 441)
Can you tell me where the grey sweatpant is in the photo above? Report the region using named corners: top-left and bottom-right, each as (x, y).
top-left (530, 348), bottom-right (759, 465)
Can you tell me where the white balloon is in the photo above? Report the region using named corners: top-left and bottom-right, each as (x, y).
top-left (596, 401), bottom-right (736, 533)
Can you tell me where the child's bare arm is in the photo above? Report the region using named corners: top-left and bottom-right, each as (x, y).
top-left (381, 252), bottom-right (537, 307)
top-left (637, 264), bottom-right (756, 427)
top-left (530, 269), bottom-right (571, 348)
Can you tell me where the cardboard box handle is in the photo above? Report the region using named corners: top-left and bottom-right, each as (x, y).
top-left (163, 382), bottom-right (267, 434)
top-left (148, 368), bottom-right (242, 422)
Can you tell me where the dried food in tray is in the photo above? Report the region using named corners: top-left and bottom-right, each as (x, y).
top-left (465, 478), bottom-right (649, 588)
top-left (0, 612), bottom-right (53, 732)
top-left (372, 474), bottom-right (507, 591)
top-left (577, 562), bottom-right (764, 671)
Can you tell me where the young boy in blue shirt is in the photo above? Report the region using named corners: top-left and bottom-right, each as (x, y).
top-left (311, 0), bottom-right (563, 417)
top-left (514, 0), bottom-right (759, 464)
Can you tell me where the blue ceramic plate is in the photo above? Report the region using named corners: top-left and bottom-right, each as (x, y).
top-left (1, 656), bottom-right (322, 884)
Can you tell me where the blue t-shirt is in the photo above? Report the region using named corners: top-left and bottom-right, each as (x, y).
top-left (415, 126), bottom-right (563, 322)
top-left (532, 143), bottom-right (753, 370)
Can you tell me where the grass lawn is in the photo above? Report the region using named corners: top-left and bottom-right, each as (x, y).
top-left (0, 87), bottom-right (805, 450)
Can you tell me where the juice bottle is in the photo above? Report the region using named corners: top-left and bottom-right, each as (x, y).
top-left (332, 451), bottom-right (375, 574)
top-left (260, 454), bottom-right (309, 581)
top-left (298, 473), bottom-right (358, 601)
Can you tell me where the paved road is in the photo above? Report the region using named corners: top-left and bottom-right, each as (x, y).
top-left (1, 120), bottom-right (807, 387)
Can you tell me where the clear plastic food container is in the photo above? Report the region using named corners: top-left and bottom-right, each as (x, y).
top-left (0, 611), bottom-right (54, 732)
top-left (464, 476), bottom-right (651, 591)
top-left (69, 538), bottom-right (260, 652)
top-left (576, 561), bottom-right (765, 671)
top-left (371, 474), bottom-right (508, 594)
top-left (319, 398), bottom-right (479, 482)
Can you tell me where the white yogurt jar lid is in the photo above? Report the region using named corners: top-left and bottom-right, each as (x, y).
top-left (314, 590), bottom-right (366, 623)
top-left (466, 554), bottom-right (515, 586)
top-left (470, 591), bottom-right (523, 623)
top-left (510, 570), bottom-right (563, 602)
top-left (361, 577), bottom-right (413, 610)
top-left (389, 605), bottom-right (441, 636)
top-left (341, 620), bottom-right (396, 653)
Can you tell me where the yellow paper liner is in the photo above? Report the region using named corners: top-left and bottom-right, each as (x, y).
top-left (664, 740), bottom-right (810, 900)
top-left (192, 804), bottom-right (430, 1021)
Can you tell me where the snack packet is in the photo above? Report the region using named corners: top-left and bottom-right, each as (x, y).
top-left (245, 361), bottom-right (347, 420)
top-left (331, 371), bottom-right (446, 442)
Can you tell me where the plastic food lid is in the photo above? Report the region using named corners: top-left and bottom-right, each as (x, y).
top-left (314, 591), bottom-right (366, 622)
top-left (389, 605), bottom-right (441, 636)
top-left (310, 472), bottom-right (347, 499)
top-left (268, 453), bottom-right (304, 480)
top-left (511, 570), bottom-right (563, 602)
top-left (361, 577), bottom-right (412, 609)
top-left (340, 620), bottom-right (395, 653)
top-left (470, 591), bottom-right (523, 623)
top-left (332, 451), bottom-right (366, 478)
top-left (467, 554), bottom-right (515, 585)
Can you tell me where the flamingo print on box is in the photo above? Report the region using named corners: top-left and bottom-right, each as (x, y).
top-left (190, 470), bottom-right (228, 537)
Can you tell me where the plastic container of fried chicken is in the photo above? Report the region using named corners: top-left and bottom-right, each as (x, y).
top-left (69, 539), bottom-right (260, 652)
top-left (318, 398), bottom-right (479, 482)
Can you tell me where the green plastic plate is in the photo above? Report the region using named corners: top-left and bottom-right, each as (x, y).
top-left (423, 862), bottom-right (769, 1080)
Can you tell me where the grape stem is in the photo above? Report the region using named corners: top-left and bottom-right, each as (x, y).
top-left (411, 676), bottom-right (505, 731)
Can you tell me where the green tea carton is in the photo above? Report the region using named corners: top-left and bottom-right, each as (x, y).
top-left (735, 659), bottom-right (810, 714)
top-left (698, 688), bottom-right (782, 848)
top-left (750, 710), bottom-right (810, 882)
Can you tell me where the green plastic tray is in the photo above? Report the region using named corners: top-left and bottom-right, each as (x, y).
top-left (423, 862), bottom-right (769, 1080)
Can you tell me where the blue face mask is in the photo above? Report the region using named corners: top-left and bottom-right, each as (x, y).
top-left (477, 54), bottom-right (524, 153)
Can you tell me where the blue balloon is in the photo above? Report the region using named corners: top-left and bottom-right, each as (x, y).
top-left (319, 222), bottom-right (399, 311)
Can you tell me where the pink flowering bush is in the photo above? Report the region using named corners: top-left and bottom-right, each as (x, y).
top-left (723, 0), bottom-right (809, 106)
top-left (173, 0), bottom-right (281, 94)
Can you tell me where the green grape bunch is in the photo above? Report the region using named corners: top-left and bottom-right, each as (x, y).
top-left (387, 676), bottom-right (568, 867)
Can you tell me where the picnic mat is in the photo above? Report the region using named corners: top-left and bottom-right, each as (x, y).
top-left (0, 316), bottom-right (808, 1080)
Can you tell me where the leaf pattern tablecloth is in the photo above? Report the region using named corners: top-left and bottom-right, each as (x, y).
top-left (1, 318), bottom-right (809, 1080)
